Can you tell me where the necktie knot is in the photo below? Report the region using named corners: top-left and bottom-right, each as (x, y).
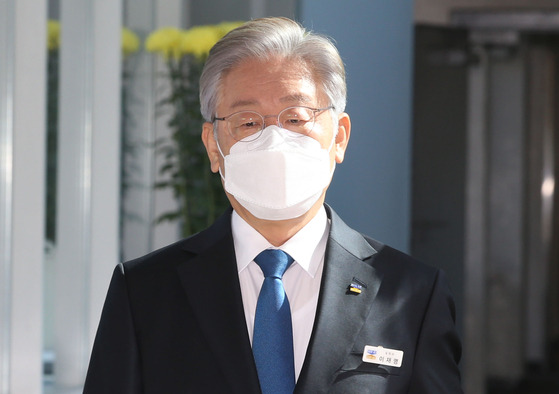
top-left (254, 249), bottom-right (293, 279)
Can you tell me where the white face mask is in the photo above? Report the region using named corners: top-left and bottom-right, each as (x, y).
top-left (217, 125), bottom-right (335, 221)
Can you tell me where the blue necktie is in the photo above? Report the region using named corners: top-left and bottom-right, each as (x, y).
top-left (252, 249), bottom-right (296, 394)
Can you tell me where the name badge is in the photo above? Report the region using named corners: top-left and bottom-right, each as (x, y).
top-left (362, 345), bottom-right (403, 368)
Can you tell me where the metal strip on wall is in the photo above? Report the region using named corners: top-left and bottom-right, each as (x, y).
top-left (0, 0), bottom-right (15, 390)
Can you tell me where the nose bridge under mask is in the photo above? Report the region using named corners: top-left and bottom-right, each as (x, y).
top-left (217, 125), bottom-right (315, 158)
top-left (217, 125), bottom-right (336, 158)
top-left (242, 125), bottom-right (295, 151)
top-left (262, 114), bottom-right (281, 129)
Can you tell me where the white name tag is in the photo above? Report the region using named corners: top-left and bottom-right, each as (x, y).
top-left (362, 345), bottom-right (403, 368)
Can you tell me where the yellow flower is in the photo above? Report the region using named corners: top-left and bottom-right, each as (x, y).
top-left (145, 22), bottom-right (245, 61)
top-left (47, 20), bottom-right (61, 51)
top-left (215, 21), bottom-right (244, 39)
top-left (180, 25), bottom-right (222, 59)
top-left (145, 27), bottom-right (185, 60)
top-left (122, 27), bottom-right (140, 57)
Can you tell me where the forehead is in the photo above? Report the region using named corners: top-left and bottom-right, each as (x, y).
top-left (217, 57), bottom-right (324, 111)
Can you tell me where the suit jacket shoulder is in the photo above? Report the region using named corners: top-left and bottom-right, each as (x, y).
top-left (85, 208), bottom-right (262, 394)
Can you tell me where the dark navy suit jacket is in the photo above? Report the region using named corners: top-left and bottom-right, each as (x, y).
top-left (84, 205), bottom-right (462, 393)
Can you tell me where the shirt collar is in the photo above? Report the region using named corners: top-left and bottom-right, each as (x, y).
top-left (232, 207), bottom-right (329, 278)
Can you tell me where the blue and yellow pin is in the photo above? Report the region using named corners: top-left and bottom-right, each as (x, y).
top-left (349, 283), bottom-right (363, 294)
top-left (348, 278), bottom-right (367, 295)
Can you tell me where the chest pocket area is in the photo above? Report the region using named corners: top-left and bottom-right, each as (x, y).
top-left (336, 351), bottom-right (402, 378)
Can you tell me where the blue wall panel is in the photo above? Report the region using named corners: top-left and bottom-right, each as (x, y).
top-left (298, 0), bottom-right (414, 251)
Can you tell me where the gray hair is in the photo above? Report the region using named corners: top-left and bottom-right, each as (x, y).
top-left (199, 17), bottom-right (346, 122)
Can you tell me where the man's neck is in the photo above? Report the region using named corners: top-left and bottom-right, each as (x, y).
top-left (230, 198), bottom-right (325, 247)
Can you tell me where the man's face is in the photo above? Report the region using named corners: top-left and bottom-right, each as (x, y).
top-left (202, 56), bottom-right (350, 224)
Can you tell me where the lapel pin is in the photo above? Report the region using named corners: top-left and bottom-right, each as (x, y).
top-left (347, 277), bottom-right (367, 295)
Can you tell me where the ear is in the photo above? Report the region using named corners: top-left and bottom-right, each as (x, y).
top-left (334, 112), bottom-right (351, 163)
top-left (201, 122), bottom-right (221, 173)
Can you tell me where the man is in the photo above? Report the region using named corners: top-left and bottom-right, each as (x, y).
top-left (84, 17), bottom-right (462, 393)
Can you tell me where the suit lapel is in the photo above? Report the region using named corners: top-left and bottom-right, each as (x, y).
top-left (296, 206), bottom-right (382, 392)
top-left (176, 211), bottom-right (261, 394)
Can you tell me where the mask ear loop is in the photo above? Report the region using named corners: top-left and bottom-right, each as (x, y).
top-left (328, 136), bottom-right (337, 177)
top-left (213, 125), bottom-right (227, 181)
top-left (327, 128), bottom-right (337, 152)
top-left (325, 107), bottom-right (339, 153)
top-left (326, 114), bottom-right (339, 176)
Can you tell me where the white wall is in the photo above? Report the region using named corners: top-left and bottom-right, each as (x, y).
top-left (0, 1), bottom-right (46, 393)
top-left (0, 0), bottom-right (123, 392)
top-left (53, 0), bottom-right (122, 390)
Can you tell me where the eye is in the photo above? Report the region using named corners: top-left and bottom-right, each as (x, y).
top-left (231, 112), bottom-right (262, 130)
top-left (280, 107), bottom-right (313, 127)
top-left (239, 120), bottom-right (261, 129)
top-left (285, 118), bottom-right (303, 125)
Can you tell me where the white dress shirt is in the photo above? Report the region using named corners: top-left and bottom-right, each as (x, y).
top-left (232, 207), bottom-right (330, 380)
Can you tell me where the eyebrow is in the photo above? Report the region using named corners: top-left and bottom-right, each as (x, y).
top-left (229, 99), bottom-right (259, 110)
top-left (228, 94), bottom-right (314, 111)
top-left (279, 94), bottom-right (314, 104)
